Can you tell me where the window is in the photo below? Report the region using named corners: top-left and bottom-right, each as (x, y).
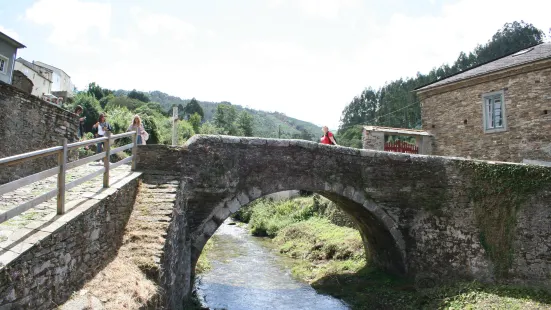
top-left (482, 90), bottom-right (507, 133)
top-left (0, 54), bottom-right (8, 75)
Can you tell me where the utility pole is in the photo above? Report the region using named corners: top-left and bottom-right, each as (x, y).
top-left (278, 125), bottom-right (281, 139)
top-left (172, 106), bottom-right (178, 146)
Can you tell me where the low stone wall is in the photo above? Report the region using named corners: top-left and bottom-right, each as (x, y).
top-left (0, 82), bottom-right (79, 184)
top-left (0, 173), bottom-right (140, 309)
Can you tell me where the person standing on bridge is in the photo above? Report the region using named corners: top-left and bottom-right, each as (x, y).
top-left (127, 115), bottom-right (149, 145)
top-left (93, 113), bottom-right (112, 155)
top-left (320, 126), bottom-right (338, 145)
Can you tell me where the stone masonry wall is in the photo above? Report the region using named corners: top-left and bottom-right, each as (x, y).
top-left (419, 65), bottom-right (551, 162)
top-left (361, 129), bottom-right (384, 150)
top-left (0, 174), bottom-right (139, 309)
top-left (0, 82), bottom-right (79, 184)
top-left (136, 136), bottom-right (551, 308)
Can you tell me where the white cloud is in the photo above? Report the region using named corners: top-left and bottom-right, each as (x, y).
top-left (353, 0), bottom-right (551, 90)
top-left (269, 0), bottom-right (360, 20)
top-left (25, 0), bottom-right (111, 48)
top-left (0, 25), bottom-right (21, 41)
top-left (130, 7), bottom-right (196, 44)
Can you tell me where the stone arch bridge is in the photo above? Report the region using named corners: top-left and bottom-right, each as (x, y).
top-left (135, 135), bottom-right (551, 309)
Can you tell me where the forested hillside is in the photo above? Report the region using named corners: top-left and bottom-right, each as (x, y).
top-left (75, 86), bottom-right (322, 144)
top-left (145, 91), bottom-right (321, 140)
top-left (337, 21), bottom-right (548, 148)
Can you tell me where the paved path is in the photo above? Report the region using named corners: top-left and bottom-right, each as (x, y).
top-left (0, 162), bottom-right (132, 243)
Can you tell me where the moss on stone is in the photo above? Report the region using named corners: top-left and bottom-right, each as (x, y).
top-left (459, 161), bottom-right (551, 277)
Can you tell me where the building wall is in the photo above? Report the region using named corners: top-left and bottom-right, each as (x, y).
top-left (14, 61), bottom-right (52, 97)
top-left (34, 61), bottom-right (73, 96)
top-left (420, 65), bottom-right (551, 162)
top-left (0, 82), bottom-right (79, 184)
top-left (11, 70), bottom-right (33, 94)
top-left (0, 41), bottom-right (17, 84)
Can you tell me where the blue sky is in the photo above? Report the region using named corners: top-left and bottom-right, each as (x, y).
top-left (1, 0), bottom-right (549, 128)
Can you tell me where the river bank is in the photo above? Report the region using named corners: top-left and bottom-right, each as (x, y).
top-left (195, 195), bottom-right (551, 310)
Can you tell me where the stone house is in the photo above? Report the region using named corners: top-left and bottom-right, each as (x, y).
top-left (0, 31), bottom-right (26, 84)
top-left (415, 42), bottom-right (551, 163)
top-left (14, 58), bottom-right (52, 98)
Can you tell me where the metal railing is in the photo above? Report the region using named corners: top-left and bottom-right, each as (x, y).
top-left (0, 131), bottom-right (138, 224)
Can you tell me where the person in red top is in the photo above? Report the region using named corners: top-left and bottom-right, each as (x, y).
top-left (320, 126), bottom-right (338, 145)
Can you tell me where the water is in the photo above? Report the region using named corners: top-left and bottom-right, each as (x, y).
top-left (196, 221), bottom-right (350, 310)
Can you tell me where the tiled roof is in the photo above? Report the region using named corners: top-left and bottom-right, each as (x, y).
top-left (363, 126), bottom-right (432, 136)
top-left (416, 42), bottom-right (551, 91)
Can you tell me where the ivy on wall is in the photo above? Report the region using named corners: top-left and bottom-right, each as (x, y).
top-left (459, 161), bottom-right (551, 277)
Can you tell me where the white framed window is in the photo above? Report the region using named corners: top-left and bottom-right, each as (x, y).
top-left (0, 54), bottom-right (8, 75)
top-left (482, 90), bottom-right (507, 133)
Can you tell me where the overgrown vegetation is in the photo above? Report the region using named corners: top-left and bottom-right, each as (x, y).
top-left (232, 195), bottom-right (551, 309)
top-left (337, 21), bottom-right (547, 147)
top-left (459, 161), bottom-right (551, 277)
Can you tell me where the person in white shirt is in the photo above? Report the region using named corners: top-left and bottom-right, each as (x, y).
top-left (92, 113), bottom-right (112, 155)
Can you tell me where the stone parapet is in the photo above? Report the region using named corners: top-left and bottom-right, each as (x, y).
top-left (0, 82), bottom-right (79, 184)
top-left (0, 172), bottom-right (140, 309)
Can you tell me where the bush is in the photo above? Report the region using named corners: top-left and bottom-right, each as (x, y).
top-left (245, 198), bottom-right (320, 237)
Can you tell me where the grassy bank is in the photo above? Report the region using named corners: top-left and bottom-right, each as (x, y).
top-left (233, 195), bottom-right (551, 310)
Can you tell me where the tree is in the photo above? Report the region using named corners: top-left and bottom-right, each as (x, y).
top-left (189, 112), bottom-right (202, 133)
top-left (87, 82), bottom-right (112, 101)
top-left (128, 89), bottom-right (150, 103)
top-left (472, 21), bottom-right (544, 66)
top-left (237, 111), bottom-right (254, 137)
top-left (183, 98), bottom-right (204, 119)
top-left (214, 104), bottom-right (238, 135)
top-left (339, 88), bottom-right (379, 130)
top-left (199, 121), bottom-right (223, 134)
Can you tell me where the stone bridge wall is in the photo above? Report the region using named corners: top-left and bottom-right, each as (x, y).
top-left (0, 82), bottom-right (79, 185)
top-left (136, 136), bottom-right (551, 309)
top-left (0, 173), bottom-right (140, 309)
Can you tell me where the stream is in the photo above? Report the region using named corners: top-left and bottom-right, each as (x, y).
top-left (195, 220), bottom-right (350, 310)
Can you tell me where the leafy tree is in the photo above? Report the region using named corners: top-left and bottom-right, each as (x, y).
top-left (128, 89), bottom-right (150, 103)
top-left (183, 98), bottom-right (204, 119)
top-left (178, 120), bottom-right (195, 143)
top-left (214, 104), bottom-right (238, 135)
top-left (237, 111), bottom-right (254, 137)
top-left (189, 112), bottom-right (202, 133)
top-left (199, 121), bottom-right (223, 134)
top-left (104, 96), bottom-right (144, 111)
top-left (87, 82), bottom-right (112, 101)
top-left (99, 94), bottom-right (114, 109)
top-left (339, 88), bottom-right (379, 130)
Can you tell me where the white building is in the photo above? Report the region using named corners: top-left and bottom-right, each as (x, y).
top-left (14, 58), bottom-right (52, 98)
top-left (33, 61), bottom-right (74, 98)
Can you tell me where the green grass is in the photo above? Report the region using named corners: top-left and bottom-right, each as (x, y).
top-left (196, 238), bottom-right (214, 274)
top-left (311, 267), bottom-right (551, 309)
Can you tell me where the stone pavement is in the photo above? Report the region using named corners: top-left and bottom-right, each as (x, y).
top-left (0, 162), bottom-right (132, 243)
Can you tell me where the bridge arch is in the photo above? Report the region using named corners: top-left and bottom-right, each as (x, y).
top-left (188, 179), bottom-right (407, 279)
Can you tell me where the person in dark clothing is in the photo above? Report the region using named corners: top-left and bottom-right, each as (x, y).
top-left (74, 105), bottom-right (85, 140)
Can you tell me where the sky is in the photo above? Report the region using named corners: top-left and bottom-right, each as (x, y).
top-left (1, 0), bottom-right (550, 129)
